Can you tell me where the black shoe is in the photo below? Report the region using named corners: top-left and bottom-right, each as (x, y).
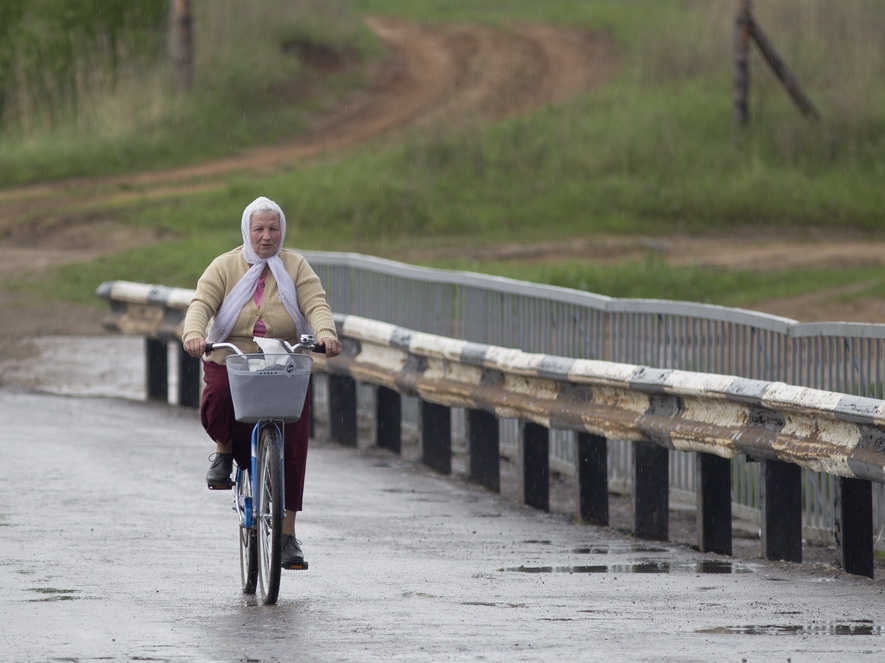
top-left (206, 452), bottom-right (234, 490)
top-left (282, 534), bottom-right (308, 570)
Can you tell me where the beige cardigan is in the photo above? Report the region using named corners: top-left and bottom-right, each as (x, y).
top-left (182, 247), bottom-right (338, 364)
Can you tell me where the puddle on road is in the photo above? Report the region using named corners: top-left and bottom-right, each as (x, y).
top-left (698, 621), bottom-right (882, 636)
top-left (500, 560), bottom-right (754, 575)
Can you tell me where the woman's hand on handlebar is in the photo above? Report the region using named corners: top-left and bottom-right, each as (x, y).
top-left (185, 335), bottom-right (339, 358)
top-left (184, 337), bottom-right (207, 358)
top-left (317, 338), bottom-right (342, 358)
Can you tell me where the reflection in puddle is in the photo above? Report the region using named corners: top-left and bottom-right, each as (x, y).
top-left (698, 621), bottom-right (882, 636)
top-left (573, 544), bottom-right (668, 555)
top-left (501, 560), bottom-right (754, 574)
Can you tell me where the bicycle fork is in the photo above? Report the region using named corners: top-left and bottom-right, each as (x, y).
top-left (236, 422), bottom-right (286, 530)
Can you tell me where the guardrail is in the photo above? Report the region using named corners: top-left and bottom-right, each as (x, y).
top-left (97, 279), bottom-right (883, 578)
top-left (301, 252), bottom-right (885, 399)
top-left (96, 280), bottom-right (202, 407)
top-left (290, 251), bottom-right (885, 550)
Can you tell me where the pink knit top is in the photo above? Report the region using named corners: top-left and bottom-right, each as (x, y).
top-left (253, 275), bottom-right (267, 337)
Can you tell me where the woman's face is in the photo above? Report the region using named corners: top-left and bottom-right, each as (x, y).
top-left (250, 210), bottom-right (282, 259)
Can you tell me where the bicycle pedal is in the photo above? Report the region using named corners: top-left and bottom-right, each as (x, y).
top-left (283, 562), bottom-right (309, 571)
top-left (207, 482), bottom-right (234, 490)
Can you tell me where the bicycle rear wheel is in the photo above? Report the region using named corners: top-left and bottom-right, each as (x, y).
top-left (236, 467), bottom-right (258, 595)
top-left (256, 425), bottom-right (283, 605)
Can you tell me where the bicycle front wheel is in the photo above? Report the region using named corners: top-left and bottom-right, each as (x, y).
top-left (256, 425), bottom-right (283, 605)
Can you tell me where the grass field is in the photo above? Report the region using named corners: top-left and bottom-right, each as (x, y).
top-left (3, 0), bottom-right (885, 310)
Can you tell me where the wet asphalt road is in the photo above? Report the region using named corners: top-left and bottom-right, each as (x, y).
top-left (2, 338), bottom-right (885, 662)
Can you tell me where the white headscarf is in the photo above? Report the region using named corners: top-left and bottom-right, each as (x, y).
top-left (207, 196), bottom-right (312, 343)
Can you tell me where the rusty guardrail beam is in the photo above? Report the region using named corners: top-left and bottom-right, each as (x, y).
top-left (323, 315), bottom-right (885, 485)
top-left (96, 280), bottom-right (192, 341)
top-left (96, 279), bottom-right (885, 484)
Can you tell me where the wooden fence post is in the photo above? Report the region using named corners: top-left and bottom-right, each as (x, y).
top-left (170, 0), bottom-right (193, 94)
top-left (734, 0), bottom-right (752, 127)
top-left (749, 14), bottom-right (819, 119)
top-left (734, 0), bottom-right (819, 128)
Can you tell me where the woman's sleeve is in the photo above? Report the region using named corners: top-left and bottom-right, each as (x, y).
top-left (182, 259), bottom-right (226, 342)
top-left (294, 259), bottom-right (338, 341)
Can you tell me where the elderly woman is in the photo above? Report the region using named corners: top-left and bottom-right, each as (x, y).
top-left (182, 196), bottom-right (341, 570)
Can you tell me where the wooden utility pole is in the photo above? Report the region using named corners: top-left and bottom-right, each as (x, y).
top-left (170, 0), bottom-right (193, 94)
top-left (733, 0), bottom-right (752, 127)
top-left (733, 0), bottom-right (819, 128)
top-left (748, 16), bottom-right (820, 120)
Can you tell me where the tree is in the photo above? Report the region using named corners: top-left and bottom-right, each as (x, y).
top-left (169, 0), bottom-right (193, 94)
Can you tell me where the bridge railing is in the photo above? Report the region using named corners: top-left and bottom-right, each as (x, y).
top-left (300, 252), bottom-right (885, 549)
top-left (95, 253), bottom-right (885, 578)
top-left (316, 313), bottom-right (885, 576)
top-left (304, 252), bottom-right (885, 396)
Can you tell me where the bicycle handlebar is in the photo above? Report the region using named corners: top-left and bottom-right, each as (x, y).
top-left (204, 334), bottom-right (327, 356)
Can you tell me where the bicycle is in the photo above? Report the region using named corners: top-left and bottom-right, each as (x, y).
top-left (204, 334), bottom-right (322, 605)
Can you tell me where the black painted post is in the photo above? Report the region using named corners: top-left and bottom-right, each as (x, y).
top-left (421, 401), bottom-right (451, 474)
top-left (467, 409), bottom-right (499, 492)
top-left (835, 477), bottom-right (874, 578)
top-left (761, 460), bottom-right (802, 562)
top-left (145, 338), bottom-right (168, 403)
top-left (696, 453), bottom-right (732, 555)
top-left (328, 374), bottom-right (358, 447)
top-left (177, 345), bottom-right (201, 408)
top-left (376, 386), bottom-right (402, 454)
top-left (633, 440), bottom-right (669, 541)
top-left (521, 422), bottom-right (549, 511)
top-left (576, 432), bottom-right (608, 526)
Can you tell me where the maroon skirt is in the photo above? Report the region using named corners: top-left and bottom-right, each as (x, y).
top-left (200, 361), bottom-right (310, 512)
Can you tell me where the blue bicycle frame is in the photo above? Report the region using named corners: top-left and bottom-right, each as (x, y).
top-left (235, 421), bottom-right (286, 530)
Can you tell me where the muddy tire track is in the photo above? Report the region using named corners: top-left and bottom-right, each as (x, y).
top-left (0, 19), bottom-right (616, 230)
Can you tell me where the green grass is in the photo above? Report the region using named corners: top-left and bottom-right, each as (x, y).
top-left (0, 0), bottom-right (381, 184)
